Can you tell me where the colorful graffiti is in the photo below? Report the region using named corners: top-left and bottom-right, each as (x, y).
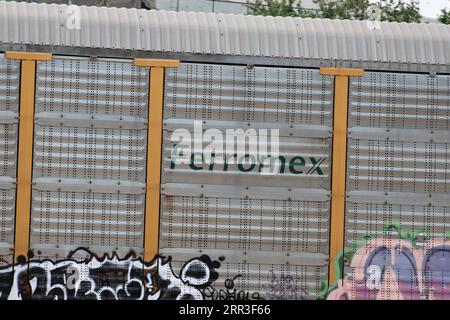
top-left (0, 248), bottom-right (228, 300)
top-left (327, 235), bottom-right (450, 300)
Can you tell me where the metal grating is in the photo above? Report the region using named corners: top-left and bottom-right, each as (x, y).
top-left (30, 57), bottom-right (149, 259)
top-left (345, 72), bottom-right (450, 282)
top-left (160, 62), bottom-right (333, 299)
top-left (0, 54), bottom-right (19, 265)
top-left (160, 195), bottom-right (330, 254)
top-left (167, 253), bottom-right (328, 300)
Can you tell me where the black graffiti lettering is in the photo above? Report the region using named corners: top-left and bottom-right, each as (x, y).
top-left (0, 268), bottom-right (14, 300)
top-left (202, 275), bottom-right (263, 301)
top-left (0, 248), bottom-right (251, 300)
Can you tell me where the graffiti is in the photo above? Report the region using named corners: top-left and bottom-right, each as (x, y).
top-left (265, 270), bottom-right (308, 300)
top-left (157, 255), bottom-right (221, 300)
top-left (203, 275), bottom-right (263, 300)
top-left (0, 248), bottom-right (224, 300)
top-left (327, 235), bottom-right (450, 300)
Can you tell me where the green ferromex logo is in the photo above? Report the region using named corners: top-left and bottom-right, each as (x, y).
top-left (170, 153), bottom-right (326, 176)
top-left (169, 121), bottom-right (326, 176)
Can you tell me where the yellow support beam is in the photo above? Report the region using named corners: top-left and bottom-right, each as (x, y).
top-left (320, 67), bottom-right (364, 77)
top-left (5, 51), bottom-right (52, 61)
top-left (6, 52), bottom-right (52, 264)
top-left (320, 67), bottom-right (363, 286)
top-left (135, 59), bottom-right (179, 261)
top-left (134, 58), bottom-right (180, 68)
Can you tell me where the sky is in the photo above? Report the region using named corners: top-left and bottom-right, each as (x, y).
top-left (419, 0), bottom-right (449, 18)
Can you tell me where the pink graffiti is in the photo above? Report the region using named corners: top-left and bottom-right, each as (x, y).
top-left (328, 237), bottom-right (450, 300)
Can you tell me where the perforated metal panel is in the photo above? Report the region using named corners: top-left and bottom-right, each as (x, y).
top-left (160, 63), bottom-right (333, 299)
top-left (30, 57), bottom-right (149, 259)
top-left (346, 72), bottom-right (450, 249)
top-left (0, 54), bottom-right (19, 265)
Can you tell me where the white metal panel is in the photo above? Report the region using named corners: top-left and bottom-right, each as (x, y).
top-left (1, 1), bottom-right (450, 64)
top-left (160, 195), bottom-right (330, 253)
top-left (164, 248), bottom-right (328, 300)
top-left (30, 56), bottom-right (149, 259)
top-left (160, 62), bottom-right (333, 299)
top-left (0, 54), bottom-right (19, 265)
top-left (346, 71), bottom-right (450, 250)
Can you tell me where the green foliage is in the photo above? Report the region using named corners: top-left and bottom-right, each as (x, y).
top-left (313, 0), bottom-right (369, 20)
top-left (246, 0), bottom-right (314, 17)
top-left (376, 0), bottom-right (422, 23)
top-left (247, 0), bottom-right (422, 23)
top-left (439, 8), bottom-right (450, 24)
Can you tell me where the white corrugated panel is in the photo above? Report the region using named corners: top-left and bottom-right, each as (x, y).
top-left (159, 62), bottom-right (332, 299)
top-left (346, 71), bottom-right (450, 249)
top-left (1, 1), bottom-right (450, 64)
top-left (29, 56), bottom-right (149, 259)
top-left (0, 53), bottom-right (19, 265)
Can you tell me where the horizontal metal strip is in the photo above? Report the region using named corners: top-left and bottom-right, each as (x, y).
top-left (33, 178), bottom-right (146, 194)
top-left (31, 198), bottom-right (144, 208)
top-left (160, 222), bottom-right (328, 234)
top-left (34, 152), bottom-right (145, 163)
top-left (29, 244), bottom-right (144, 260)
top-left (166, 96), bottom-right (331, 106)
top-left (167, 75), bottom-right (331, 86)
top-left (159, 248), bottom-right (328, 267)
top-left (33, 163), bottom-right (146, 176)
top-left (348, 127), bottom-right (450, 143)
top-left (163, 119), bottom-right (332, 139)
top-left (161, 210), bottom-right (329, 222)
top-left (0, 176), bottom-right (16, 190)
top-left (162, 171), bottom-right (329, 188)
top-left (349, 111), bottom-right (450, 122)
top-left (348, 166), bottom-right (450, 175)
top-left (346, 220), bottom-right (450, 230)
top-left (31, 208), bottom-right (144, 217)
top-left (35, 83), bottom-right (148, 94)
top-left (35, 112), bottom-right (147, 130)
top-left (350, 100), bottom-right (450, 110)
top-left (30, 227), bottom-right (143, 237)
top-left (31, 217), bottom-right (144, 227)
top-left (0, 111), bottom-right (18, 124)
top-left (348, 176), bottom-right (448, 185)
top-left (347, 190), bottom-right (450, 206)
top-left (161, 232), bottom-right (329, 245)
top-left (161, 183), bottom-right (330, 201)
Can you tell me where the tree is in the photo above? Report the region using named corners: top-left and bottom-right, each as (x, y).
top-left (438, 8), bottom-right (450, 24)
top-left (376, 0), bottom-right (422, 23)
top-left (246, 0), bottom-right (314, 17)
top-left (247, 0), bottom-right (422, 23)
top-left (313, 0), bottom-right (369, 20)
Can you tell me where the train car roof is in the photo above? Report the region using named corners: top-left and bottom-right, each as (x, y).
top-left (1, 0), bottom-right (450, 65)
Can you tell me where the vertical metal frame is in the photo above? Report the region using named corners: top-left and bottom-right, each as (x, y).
top-left (5, 51), bottom-right (52, 263)
top-left (320, 67), bottom-right (364, 286)
top-left (134, 58), bottom-right (180, 261)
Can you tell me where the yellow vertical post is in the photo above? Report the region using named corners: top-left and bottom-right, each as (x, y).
top-left (134, 58), bottom-right (180, 261)
top-left (320, 67), bottom-right (364, 286)
top-left (5, 51), bottom-right (52, 264)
